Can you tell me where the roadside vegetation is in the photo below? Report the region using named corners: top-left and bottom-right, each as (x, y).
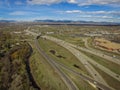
top-left (0, 23), bottom-right (120, 90)
top-left (87, 37), bottom-right (120, 58)
top-left (29, 41), bottom-right (68, 90)
top-left (38, 38), bottom-right (89, 75)
top-left (78, 49), bottom-right (120, 75)
top-left (62, 68), bottom-right (97, 90)
top-left (37, 37), bottom-right (98, 89)
top-left (91, 64), bottom-right (120, 90)
top-left (51, 34), bottom-right (85, 47)
top-left (0, 30), bottom-right (40, 90)
top-left (0, 32), bottom-right (36, 90)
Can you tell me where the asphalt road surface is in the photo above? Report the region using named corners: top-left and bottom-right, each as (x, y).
top-left (42, 36), bottom-right (107, 83)
top-left (54, 60), bottom-right (113, 90)
top-left (25, 29), bottom-right (115, 90)
top-left (42, 35), bottom-right (116, 90)
top-left (44, 36), bottom-right (120, 81)
top-left (82, 38), bottom-right (120, 65)
top-left (35, 38), bottom-right (79, 90)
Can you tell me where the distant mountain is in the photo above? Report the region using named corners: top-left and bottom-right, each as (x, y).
top-left (0, 19), bottom-right (119, 25)
top-left (34, 20), bottom-right (120, 25)
top-left (0, 20), bottom-right (16, 23)
top-left (35, 20), bottom-right (73, 23)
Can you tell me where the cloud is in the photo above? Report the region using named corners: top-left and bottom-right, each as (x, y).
top-left (27, 0), bottom-right (62, 5)
top-left (79, 15), bottom-right (114, 19)
top-left (63, 10), bottom-right (120, 21)
top-left (67, 0), bottom-right (77, 3)
top-left (66, 10), bottom-right (82, 13)
top-left (9, 11), bottom-right (27, 15)
top-left (26, 0), bottom-right (120, 6)
top-left (78, 0), bottom-right (120, 6)
top-left (64, 10), bottom-right (120, 15)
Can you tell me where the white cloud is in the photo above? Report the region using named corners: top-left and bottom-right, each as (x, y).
top-left (9, 11), bottom-right (27, 15)
top-left (67, 0), bottom-right (77, 3)
top-left (78, 0), bottom-right (120, 6)
top-left (78, 15), bottom-right (114, 19)
top-left (63, 10), bottom-right (120, 21)
top-left (26, 0), bottom-right (120, 6)
top-left (64, 10), bottom-right (120, 15)
top-left (66, 10), bottom-right (82, 13)
top-left (27, 0), bottom-right (62, 5)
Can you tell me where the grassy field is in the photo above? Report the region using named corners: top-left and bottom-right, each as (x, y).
top-left (51, 34), bottom-right (85, 47)
top-left (94, 38), bottom-right (120, 50)
top-left (29, 41), bottom-right (68, 90)
top-left (78, 49), bottom-right (120, 75)
top-left (62, 68), bottom-right (97, 90)
top-left (87, 37), bottom-right (120, 58)
top-left (91, 63), bottom-right (120, 90)
top-left (43, 35), bottom-right (120, 75)
top-left (38, 37), bottom-right (89, 75)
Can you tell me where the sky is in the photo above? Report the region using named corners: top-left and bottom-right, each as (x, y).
top-left (0, 0), bottom-right (120, 22)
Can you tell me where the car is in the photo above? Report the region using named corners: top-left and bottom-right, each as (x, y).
top-left (94, 81), bottom-right (97, 84)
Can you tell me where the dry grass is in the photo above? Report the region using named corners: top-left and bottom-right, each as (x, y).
top-left (95, 38), bottom-right (120, 50)
top-left (29, 41), bottom-right (68, 90)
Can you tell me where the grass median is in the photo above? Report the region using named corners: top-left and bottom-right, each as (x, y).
top-left (29, 41), bottom-right (68, 90)
top-left (62, 68), bottom-right (97, 90)
top-left (91, 63), bottom-right (120, 90)
top-left (78, 49), bottom-right (120, 75)
top-left (38, 37), bottom-right (89, 76)
top-left (87, 37), bottom-right (120, 59)
top-left (51, 34), bottom-right (85, 47)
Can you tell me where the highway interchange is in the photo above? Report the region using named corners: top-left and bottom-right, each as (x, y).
top-left (25, 28), bottom-right (120, 90)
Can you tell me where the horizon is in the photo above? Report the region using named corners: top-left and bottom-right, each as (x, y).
top-left (0, 0), bottom-right (120, 23)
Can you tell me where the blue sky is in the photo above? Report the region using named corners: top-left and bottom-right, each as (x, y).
top-left (0, 0), bottom-right (120, 22)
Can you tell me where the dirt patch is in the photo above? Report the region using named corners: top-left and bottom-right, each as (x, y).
top-left (73, 64), bottom-right (81, 69)
top-left (56, 55), bottom-right (66, 59)
top-left (49, 49), bottom-right (66, 59)
top-left (49, 50), bottom-right (56, 55)
top-left (94, 38), bottom-right (120, 51)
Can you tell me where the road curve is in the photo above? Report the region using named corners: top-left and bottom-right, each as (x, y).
top-left (82, 38), bottom-right (120, 65)
top-left (25, 29), bottom-right (115, 90)
top-left (42, 36), bottom-right (110, 87)
top-left (64, 39), bottom-right (120, 81)
top-left (35, 38), bottom-right (79, 90)
top-left (54, 60), bottom-right (113, 90)
top-left (48, 36), bottom-right (120, 81)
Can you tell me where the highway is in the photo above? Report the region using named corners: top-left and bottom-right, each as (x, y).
top-left (25, 26), bottom-right (39, 36)
top-left (25, 29), bottom-right (115, 90)
top-left (42, 35), bottom-right (118, 90)
top-left (82, 38), bottom-right (120, 65)
top-left (43, 36), bottom-right (120, 81)
top-left (42, 36), bottom-right (108, 84)
top-left (63, 38), bottom-right (120, 81)
top-left (26, 28), bottom-right (79, 90)
top-left (54, 60), bottom-right (113, 90)
top-left (35, 38), bottom-right (79, 90)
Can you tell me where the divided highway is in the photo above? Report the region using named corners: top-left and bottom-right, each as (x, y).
top-left (54, 61), bottom-right (113, 90)
top-left (25, 29), bottom-right (115, 90)
top-left (42, 36), bottom-right (108, 85)
top-left (82, 38), bottom-right (120, 65)
top-left (43, 36), bottom-right (120, 81)
top-left (42, 35), bottom-right (117, 90)
top-left (35, 38), bottom-right (79, 90)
